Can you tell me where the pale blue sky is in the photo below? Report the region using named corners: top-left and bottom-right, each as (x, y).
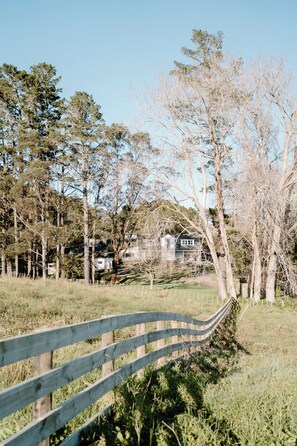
top-left (1, 0), bottom-right (297, 125)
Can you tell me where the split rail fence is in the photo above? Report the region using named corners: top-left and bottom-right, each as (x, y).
top-left (0, 298), bottom-right (234, 446)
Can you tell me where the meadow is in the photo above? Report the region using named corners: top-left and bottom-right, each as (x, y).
top-left (0, 277), bottom-right (296, 445)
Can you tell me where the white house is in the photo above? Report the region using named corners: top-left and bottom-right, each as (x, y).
top-left (121, 233), bottom-right (203, 265)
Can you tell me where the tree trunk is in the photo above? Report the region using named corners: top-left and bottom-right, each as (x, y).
top-left (111, 250), bottom-right (119, 285)
top-left (55, 244), bottom-right (60, 280)
top-left (83, 181), bottom-right (90, 284)
top-left (59, 166), bottom-right (66, 281)
top-left (7, 259), bottom-right (12, 277)
top-left (251, 226), bottom-right (262, 303)
top-left (60, 245), bottom-right (66, 280)
top-left (204, 218), bottom-right (228, 300)
top-left (33, 245), bottom-right (38, 279)
top-left (41, 233), bottom-right (47, 280)
top-left (91, 242), bottom-right (95, 284)
top-left (1, 254), bottom-right (6, 277)
top-left (27, 250), bottom-right (32, 277)
top-left (266, 225), bottom-right (281, 303)
top-left (14, 207), bottom-right (19, 277)
top-left (213, 141), bottom-right (237, 300)
top-left (91, 219), bottom-right (96, 284)
top-left (149, 272), bottom-right (154, 290)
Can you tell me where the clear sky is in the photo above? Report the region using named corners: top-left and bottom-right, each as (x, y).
top-left (1, 0), bottom-right (297, 125)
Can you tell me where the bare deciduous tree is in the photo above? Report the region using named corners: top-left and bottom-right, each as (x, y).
top-left (231, 59), bottom-right (297, 302)
top-left (143, 30), bottom-right (243, 299)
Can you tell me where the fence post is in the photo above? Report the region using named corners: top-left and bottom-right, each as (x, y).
top-left (189, 323), bottom-right (195, 353)
top-left (171, 320), bottom-right (179, 359)
top-left (180, 321), bottom-right (189, 356)
top-left (136, 323), bottom-right (146, 376)
top-left (157, 320), bottom-right (166, 366)
top-left (33, 337), bottom-right (53, 446)
top-left (102, 330), bottom-right (114, 377)
top-left (136, 323), bottom-right (146, 358)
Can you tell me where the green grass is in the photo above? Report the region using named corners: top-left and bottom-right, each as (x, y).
top-left (203, 302), bottom-right (297, 445)
top-left (0, 276), bottom-right (219, 338)
top-left (1, 278), bottom-right (297, 445)
top-left (0, 276), bottom-right (220, 444)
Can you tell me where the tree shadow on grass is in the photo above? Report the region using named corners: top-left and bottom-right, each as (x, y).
top-left (79, 301), bottom-right (247, 445)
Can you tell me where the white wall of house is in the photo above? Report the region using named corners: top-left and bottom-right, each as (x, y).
top-left (160, 234), bottom-right (176, 261)
top-left (121, 246), bottom-right (140, 261)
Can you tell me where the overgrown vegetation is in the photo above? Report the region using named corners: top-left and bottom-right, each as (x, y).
top-left (82, 302), bottom-right (241, 445)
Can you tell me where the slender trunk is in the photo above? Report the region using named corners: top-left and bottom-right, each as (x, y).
top-left (56, 188), bottom-right (61, 281)
top-left (111, 250), bottom-right (119, 285)
top-left (266, 224), bottom-right (281, 303)
top-left (254, 255), bottom-right (262, 303)
top-left (60, 166), bottom-right (66, 280)
top-left (250, 254), bottom-right (255, 301)
top-left (1, 226), bottom-right (6, 277)
top-left (60, 245), bottom-right (65, 280)
top-left (204, 224), bottom-right (228, 300)
top-left (83, 180), bottom-right (90, 284)
top-left (149, 272), bottom-right (154, 290)
top-left (218, 253), bottom-right (226, 289)
top-left (215, 158), bottom-right (237, 299)
top-left (1, 254), bottom-right (6, 277)
top-left (251, 225), bottom-right (262, 303)
top-left (14, 207), bottom-right (19, 277)
top-left (40, 198), bottom-right (47, 280)
top-left (33, 245), bottom-right (38, 279)
top-left (27, 250), bottom-right (32, 277)
top-left (41, 233), bottom-right (47, 280)
top-left (7, 259), bottom-right (12, 277)
top-left (56, 244), bottom-right (60, 280)
top-left (91, 245), bottom-right (95, 284)
top-left (211, 124), bottom-right (237, 299)
top-left (91, 219), bottom-right (96, 284)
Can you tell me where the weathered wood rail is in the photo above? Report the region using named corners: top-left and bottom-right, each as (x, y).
top-left (0, 298), bottom-right (234, 446)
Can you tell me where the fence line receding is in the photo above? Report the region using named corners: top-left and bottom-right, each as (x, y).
top-left (0, 298), bottom-right (234, 446)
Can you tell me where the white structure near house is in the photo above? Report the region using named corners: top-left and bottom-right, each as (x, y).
top-left (94, 257), bottom-right (113, 272)
top-left (47, 263), bottom-right (56, 276)
top-left (47, 256), bottom-right (113, 276)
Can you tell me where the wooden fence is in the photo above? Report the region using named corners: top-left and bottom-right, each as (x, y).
top-left (0, 298), bottom-right (234, 446)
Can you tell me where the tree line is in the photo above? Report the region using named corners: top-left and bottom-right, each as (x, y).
top-left (0, 63), bottom-right (154, 284)
top-left (0, 30), bottom-right (296, 302)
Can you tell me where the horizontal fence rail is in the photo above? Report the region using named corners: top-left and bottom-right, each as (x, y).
top-left (0, 298), bottom-right (234, 446)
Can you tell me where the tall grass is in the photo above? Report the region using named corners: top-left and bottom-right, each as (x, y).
top-left (0, 277), bottom-right (220, 338)
top-left (0, 276), bottom-right (220, 444)
top-left (202, 303), bottom-right (297, 445)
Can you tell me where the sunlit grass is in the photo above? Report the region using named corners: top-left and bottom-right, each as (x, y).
top-left (1, 278), bottom-right (296, 445)
top-left (0, 276), bottom-right (220, 338)
top-left (0, 276), bottom-right (219, 443)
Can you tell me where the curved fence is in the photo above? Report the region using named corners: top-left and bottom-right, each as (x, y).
top-left (0, 298), bottom-right (234, 446)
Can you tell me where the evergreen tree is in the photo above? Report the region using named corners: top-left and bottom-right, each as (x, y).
top-left (65, 91), bottom-right (104, 284)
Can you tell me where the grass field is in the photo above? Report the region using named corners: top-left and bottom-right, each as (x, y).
top-left (0, 277), bottom-right (297, 445)
top-left (0, 276), bottom-right (220, 338)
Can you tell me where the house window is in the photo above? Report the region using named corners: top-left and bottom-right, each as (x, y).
top-left (180, 239), bottom-right (195, 247)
